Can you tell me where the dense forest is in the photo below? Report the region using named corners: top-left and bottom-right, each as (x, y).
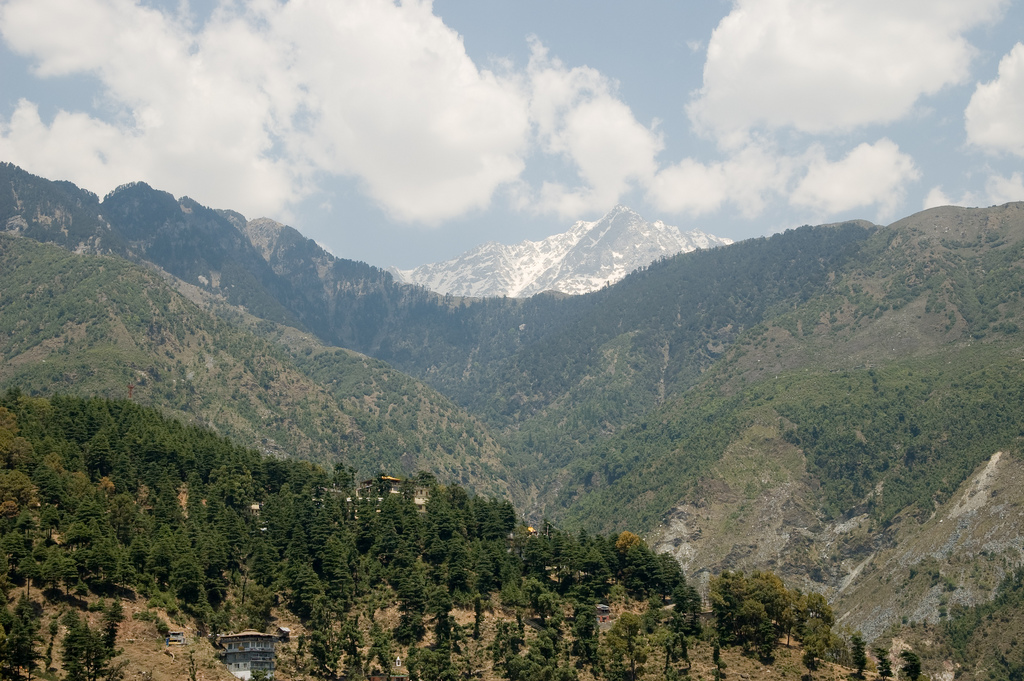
top-left (0, 393), bottom-right (873, 680)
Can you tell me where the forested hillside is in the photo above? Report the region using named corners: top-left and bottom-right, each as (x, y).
top-left (0, 234), bottom-right (513, 499)
top-left (5, 163), bottom-right (1024, 675)
top-left (0, 393), bottom-right (876, 681)
top-left (1, 162), bottom-right (888, 511)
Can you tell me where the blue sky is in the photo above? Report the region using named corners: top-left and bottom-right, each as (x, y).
top-left (2, 0), bottom-right (1023, 268)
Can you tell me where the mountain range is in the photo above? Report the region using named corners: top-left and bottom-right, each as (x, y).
top-left (390, 205), bottom-right (732, 297)
top-left (3, 161), bottom-right (1024, 676)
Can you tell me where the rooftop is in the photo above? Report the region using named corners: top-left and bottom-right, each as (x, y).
top-left (219, 630), bottom-right (278, 641)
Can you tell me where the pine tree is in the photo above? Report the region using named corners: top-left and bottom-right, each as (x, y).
top-left (368, 622), bottom-right (394, 676)
top-left (851, 632), bottom-right (868, 678)
top-left (873, 646), bottom-right (893, 679)
top-left (102, 600), bottom-right (124, 654)
top-left (570, 601), bottom-right (598, 669)
top-left (339, 614), bottom-right (364, 677)
top-left (308, 597), bottom-right (343, 678)
top-left (321, 534), bottom-right (356, 608)
top-left (170, 550), bottom-right (207, 608)
top-left (473, 596), bottom-right (484, 640)
top-left (61, 611), bottom-right (110, 681)
top-left (429, 587), bottom-right (454, 646)
top-left (7, 594), bottom-right (40, 679)
top-left (900, 650), bottom-right (922, 680)
top-left (394, 563), bottom-right (427, 644)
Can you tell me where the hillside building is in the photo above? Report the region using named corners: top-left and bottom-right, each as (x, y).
top-left (219, 630), bottom-right (277, 680)
top-left (355, 474), bottom-right (431, 512)
top-left (357, 475), bottom-right (403, 497)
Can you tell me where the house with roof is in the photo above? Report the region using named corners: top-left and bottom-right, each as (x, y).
top-left (218, 630), bottom-right (277, 679)
top-left (354, 474), bottom-right (431, 512)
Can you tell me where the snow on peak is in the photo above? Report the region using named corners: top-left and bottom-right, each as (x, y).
top-left (391, 207), bottom-right (733, 298)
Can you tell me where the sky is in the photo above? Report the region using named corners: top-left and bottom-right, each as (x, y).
top-left (1, 1), bottom-right (1023, 269)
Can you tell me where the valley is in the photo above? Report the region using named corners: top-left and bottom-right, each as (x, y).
top-left (2, 162), bottom-right (1024, 679)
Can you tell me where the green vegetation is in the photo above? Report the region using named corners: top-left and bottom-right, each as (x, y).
top-left (0, 391), bottom-right (871, 681)
top-left (553, 343), bottom-right (1024, 532)
top-left (0, 234), bottom-right (513, 497)
top-left (16, 163), bottom-right (1024, 536)
top-left (940, 567), bottom-right (1024, 679)
top-left (5, 163), bottom-right (1024, 679)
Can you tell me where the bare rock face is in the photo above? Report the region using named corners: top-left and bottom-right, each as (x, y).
top-left (653, 438), bottom-right (1024, 641)
top-left (392, 206), bottom-right (733, 298)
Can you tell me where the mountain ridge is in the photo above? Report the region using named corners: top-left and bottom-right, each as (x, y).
top-left (391, 205), bottom-right (733, 297)
top-left (7, 162), bottom-right (1024, 663)
top-left (0, 232), bottom-right (516, 500)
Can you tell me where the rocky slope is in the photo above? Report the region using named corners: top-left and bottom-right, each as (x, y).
top-left (391, 205), bottom-right (732, 297)
top-left (653, 424), bottom-right (1024, 641)
top-left (641, 202), bottom-right (1024, 638)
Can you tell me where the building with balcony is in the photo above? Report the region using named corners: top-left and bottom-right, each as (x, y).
top-left (219, 630), bottom-right (277, 680)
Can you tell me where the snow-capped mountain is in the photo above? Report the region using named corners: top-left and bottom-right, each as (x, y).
top-left (391, 206), bottom-right (734, 298)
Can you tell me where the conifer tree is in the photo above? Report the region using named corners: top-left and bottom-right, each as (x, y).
top-left (339, 614), bottom-right (364, 677)
top-left (308, 596), bottom-right (342, 678)
top-left (368, 622), bottom-right (394, 676)
top-left (61, 611), bottom-right (111, 681)
top-left (102, 600), bottom-right (123, 654)
top-left (6, 594), bottom-right (40, 680)
top-left (394, 563), bottom-right (427, 644)
top-left (851, 632), bottom-right (868, 678)
top-left (873, 646), bottom-right (893, 679)
top-left (900, 650), bottom-right (922, 680)
top-left (569, 601), bottom-right (598, 669)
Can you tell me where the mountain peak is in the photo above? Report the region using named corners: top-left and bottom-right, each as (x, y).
top-left (393, 207), bottom-right (733, 298)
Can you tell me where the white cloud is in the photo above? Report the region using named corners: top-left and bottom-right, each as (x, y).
top-left (689, 0), bottom-right (1005, 144)
top-left (662, 0), bottom-right (1004, 224)
top-left (0, 0), bottom-right (994, 235)
top-left (266, 0), bottom-right (530, 222)
top-left (646, 142), bottom-right (794, 217)
top-left (923, 186), bottom-right (953, 209)
top-left (523, 42), bottom-right (663, 218)
top-left (0, 0), bottom-right (299, 214)
top-left (965, 43), bottom-right (1024, 157)
top-left (923, 185), bottom-right (979, 209)
top-left (790, 139), bottom-right (919, 217)
top-left (647, 138), bottom-right (920, 221)
top-left (986, 172), bottom-right (1024, 205)
top-left (0, 0), bottom-right (672, 225)
top-left (0, 0), bottom-right (531, 223)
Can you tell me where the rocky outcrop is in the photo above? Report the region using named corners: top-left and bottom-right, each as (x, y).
top-left (654, 439), bottom-right (1024, 641)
